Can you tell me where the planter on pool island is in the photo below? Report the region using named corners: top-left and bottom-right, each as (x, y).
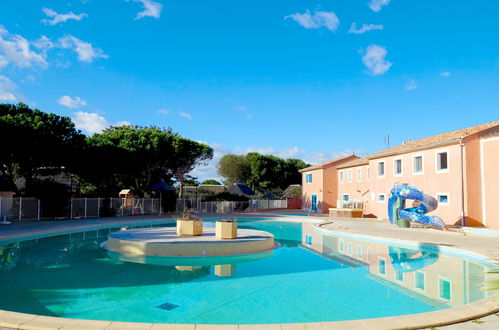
top-left (176, 219), bottom-right (203, 236)
top-left (216, 220), bottom-right (237, 239)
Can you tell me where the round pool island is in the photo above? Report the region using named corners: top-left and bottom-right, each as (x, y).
top-left (101, 227), bottom-right (275, 257)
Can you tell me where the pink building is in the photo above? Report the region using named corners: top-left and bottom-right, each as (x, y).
top-left (303, 121), bottom-right (499, 228)
top-left (300, 155), bottom-right (358, 213)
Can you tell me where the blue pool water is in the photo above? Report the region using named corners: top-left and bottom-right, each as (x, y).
top-left (0, 219), bottom-right (493, 324)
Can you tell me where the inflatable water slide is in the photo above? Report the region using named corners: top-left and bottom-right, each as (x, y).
top-left (388, 184), bottom-right (446, 228)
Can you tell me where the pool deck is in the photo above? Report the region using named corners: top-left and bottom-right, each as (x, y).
top-left (0, 214), bottom-right (498, 329)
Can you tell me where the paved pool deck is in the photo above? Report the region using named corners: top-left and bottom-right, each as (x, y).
top-left (0, 214), bottom-right (498, 329)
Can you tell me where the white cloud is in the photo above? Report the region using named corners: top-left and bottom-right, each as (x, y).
top-left (58, 95), bottom-right (87, 108)
top-left (41, 8), bottom-right (87, 26)
top-left (285, 10), bottom-right (340, 32)
top-left (349, 23), bottom-right (383, 34)
top-left (369, 0), bottom-right (390, 12)
top-left (179, 112), bottom-right (192, 120)
top-left (440, 72), bottom-right (452, 78)
top-left (33, 35), bottom-right (54, 50)
top-left (0, 75), bottom-right (18, 101)
top-left (405, 79), bottom-right (417, 90)
top-left (59, 35), bottom-right (108, 63)
top-left (131, 0), bottom-right (163, 20)
top-left (156, 109), bottom-right (170, 115)
top-left (0, 26), bottom-right (47, 68)
top-left (72, 111), bottom-right (130, 134)
top-left (361, 44), bottom-right (392, 75)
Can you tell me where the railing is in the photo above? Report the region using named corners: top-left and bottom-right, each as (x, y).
top-left (0, 197), bottom-right (161, 222)
top-left (0, 197), bottom-right (288, 222)
top-left (336, 199), bottom-right (364, 209)
top-left (176, 199), bottom-right (287, 213)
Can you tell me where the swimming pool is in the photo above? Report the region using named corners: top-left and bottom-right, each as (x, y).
top-left (0, 219), bottom-right (495, 324)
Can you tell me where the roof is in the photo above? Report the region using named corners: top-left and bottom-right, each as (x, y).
top-left (367, 120), bottom-right (499, 159)
top-left (299, 154), bottom-right (359, 172)
top-left (149, 180), bottom-right (175, 191)
top-left (261, 192), bottom-right (276, 199)
top-left (119, 189), bottom-right (133, 195)
top-left (229, 183), bottom-right (255, 196)
top-left (336, 157), bottom-right (370, 169)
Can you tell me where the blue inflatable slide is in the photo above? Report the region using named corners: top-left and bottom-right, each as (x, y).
top-left (388, 184), bottom-right (446, 228)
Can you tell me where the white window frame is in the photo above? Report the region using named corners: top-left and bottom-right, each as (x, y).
top-left (339, 239), bottom-right (345, 252)
top-left (357, 168), bottom-right (362, 182)
top-left (377, 193), bottom-right (386, 203)
top-left (367, 166), bottom-right (370, 181)
top-left (348, 169), bottom-right (352, 183)
top-left (347, 242), bottom-right (353, 256)
top-left (357, 245), bottom-right (363, 259)
top-left (377, 161), bottom-right (385, 178)
top-left (436, 193), bottom-right (449, 206)
top-left (378, 257), bottom-right (387, 276)
top-left (339, 171), bottom-right (344, 184)
top-left (438, 276), bottom-right (452, 301)
top-left (436, 149), bottom-right (450, 173)
top-left (415, 270), bottom-right (427, 292)
top-left (413, 154), bottom-right (424, 175)
top-left (395, 270), bottom-right (404, 283)
top-left (393, 157), bottom-right (403, 177)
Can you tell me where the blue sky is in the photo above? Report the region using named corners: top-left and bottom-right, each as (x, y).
top-left (1, 0), bottom-right (499, 181)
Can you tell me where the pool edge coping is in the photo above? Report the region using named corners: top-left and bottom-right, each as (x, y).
top-left (0, 216), bottom-right (497, 330)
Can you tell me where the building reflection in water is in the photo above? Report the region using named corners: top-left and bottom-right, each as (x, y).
top-left (300, 222), bottom-right (492, 308)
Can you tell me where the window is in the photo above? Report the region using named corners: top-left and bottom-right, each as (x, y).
top-left (357, 168), bottom-right (362, 182)
top-left (415, 271), bottom-right (425, 291)
top-left (367, 166), bottom-right (370, 181)
top-left (395, 270), bottom-right (404, 283)
top-left (339, 239), bottom-right (345, 252)
top-left (378, 194), bottom-right (386, 202)
top-left (357, 245), bottom-right (363, 259)
top-left (342, 194), bottom-right (350, 201)
top-left (305, 173), bottom-right (313, 183)
top-left (348, 169), bottom-right (352, 183)
top-left (339, 171), bottom-right (344, 183)
top-left (305, 235), bottom-right (312, 245)
top-left (378, 162), bottom-right (385, 177)
top-left (414, 155), bottom-right (423, 174)
top-left (437, 151), bottom-right (449, 171)
top-left (347, 242), bottom-right (353, 255)
top-left (437, 194), bottom-right (449, 204)
top-left (394, 159), bottom-right (402, 176)
top-left (439, 278), bottom-right (451, 300)
top-left (378, 258), bottom-right (386, 275)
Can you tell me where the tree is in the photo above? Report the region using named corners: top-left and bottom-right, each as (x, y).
top-left (0, 103), bottom-right (85, 194)
top-left (201, 179), bottom-right (221, 185)
top-left (169, 136), bottom-right (213, 198)
top-left (217, 152), bottom-right (310, 193)
top-left (82, 126), bottom-right (177, 196)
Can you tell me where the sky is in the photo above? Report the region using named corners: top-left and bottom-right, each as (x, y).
top-left (1, 0), bottom-right (499, 181)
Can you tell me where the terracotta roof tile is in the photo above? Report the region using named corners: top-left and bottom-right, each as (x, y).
top-left (367, 120), bottom-right (499, 159)
top-left (299, 154), bottom-right (358, 172)
top-left (336, 157), bottom-right (369, 169)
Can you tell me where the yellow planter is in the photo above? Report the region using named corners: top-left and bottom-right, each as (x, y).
top-left (216, 221), bottom-right (237, 239)
top-left (176, 220), bottom-right (203, 236)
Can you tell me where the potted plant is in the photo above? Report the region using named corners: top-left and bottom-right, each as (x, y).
top-left (216, 218), bottom-right (237, 239)
top-left (176, 209), bottom-right (203, 236)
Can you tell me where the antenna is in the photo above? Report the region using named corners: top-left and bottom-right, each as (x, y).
top-left (384, 134), bottom-right (390, 148)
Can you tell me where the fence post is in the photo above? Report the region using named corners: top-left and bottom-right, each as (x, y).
top-left (37, 200), bottom-right (41, 221)
top-left (97, 198), bottom-right (101, 218)
top-left (70, 198), bottom-right (73, 219)
top-left (84, 198), bottom-right (87, 219)
top-left (121, 199), bottom-right (124, 217)
top-left (19, 196), bottom-right (22, 221)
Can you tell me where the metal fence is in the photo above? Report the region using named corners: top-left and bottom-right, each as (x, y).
top-left (0, 197), bottom-right (287, 222)
top-left (0, 197), bottom-right (161, 222)
top-left (175, 199), bottom-right (287, 214)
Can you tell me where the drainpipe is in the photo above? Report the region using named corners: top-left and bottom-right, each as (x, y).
top-left (459, 137), bottom-right (466, 227)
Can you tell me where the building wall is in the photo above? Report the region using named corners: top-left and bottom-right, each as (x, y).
top-left (336, 165), bottom-right (370, 211)
top-left (338, 144), bottom-right (465, 225)
top-left (480, 133), bottom-right (499, 228)
top-left (464, 136), bottom-right (482, 226)
top-left (301, 168), bottom-right (324, 213)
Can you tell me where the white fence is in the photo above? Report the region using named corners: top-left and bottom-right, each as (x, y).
top-left (0, 197), bottom-right (288, 222)
top-left (176, 199), bottom-right (287, 213)
top-left (0, 197), bottom-right (161, 222)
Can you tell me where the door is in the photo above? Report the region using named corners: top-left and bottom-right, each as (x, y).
top-left (311, 194), bottom-right (317, 213)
